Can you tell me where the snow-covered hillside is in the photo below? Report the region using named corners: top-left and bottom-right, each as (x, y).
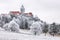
top-left (0, 28), bottom-right (60, 40)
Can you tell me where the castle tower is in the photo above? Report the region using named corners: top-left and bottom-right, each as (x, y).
top-left (20, 5), bottom-right (25, 13)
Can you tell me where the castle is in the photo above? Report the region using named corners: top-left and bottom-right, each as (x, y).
top-left (9, 5), bottom-right (33, 18)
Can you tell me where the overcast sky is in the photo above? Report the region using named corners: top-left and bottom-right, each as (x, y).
top-left (0, 0), bottom-right (60, 24)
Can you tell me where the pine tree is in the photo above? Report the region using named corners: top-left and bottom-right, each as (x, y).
top-left (42, 23), bottom-right (48, 36)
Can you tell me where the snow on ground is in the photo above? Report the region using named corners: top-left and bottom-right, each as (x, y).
top-left (0, 27), bottom-right (60, 40)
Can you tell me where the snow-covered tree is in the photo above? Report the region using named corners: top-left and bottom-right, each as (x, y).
top-left (8, 20), bottom-right (20, 32)
top-left (0, 14), bottom-right (12, 24)
top-left (57, 25), bottom-right (60, 34)
top-left (3, 23), bottom-right (9, 31)
top-left (17, 16), bottom-right (24, 29)
top-left (42, 22), bottom-right (48, 36)
top-left (0, 20), bottom-right (5, 28)
top-left (23, 19), bottom-right (28, 29)
top-left (12, 17), bottom-right (23, 29)
top-left (27, 18), bottom-right (34, 29)
top-left (30, 21), bottom-right (43, 35)
top-left (33, 15), bottom-right (40, 22)
top-left (3, 19), bottom-right (20, 32)
top-left (5, 15), bottom-right (12, 23)
top-left (48, 23), bottom-right (59, 36)
top-left (18, 15), bottom-right (29, 29)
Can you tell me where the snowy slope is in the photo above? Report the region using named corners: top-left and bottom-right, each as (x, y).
top-left (0, 29), bottom-right (60, 40)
